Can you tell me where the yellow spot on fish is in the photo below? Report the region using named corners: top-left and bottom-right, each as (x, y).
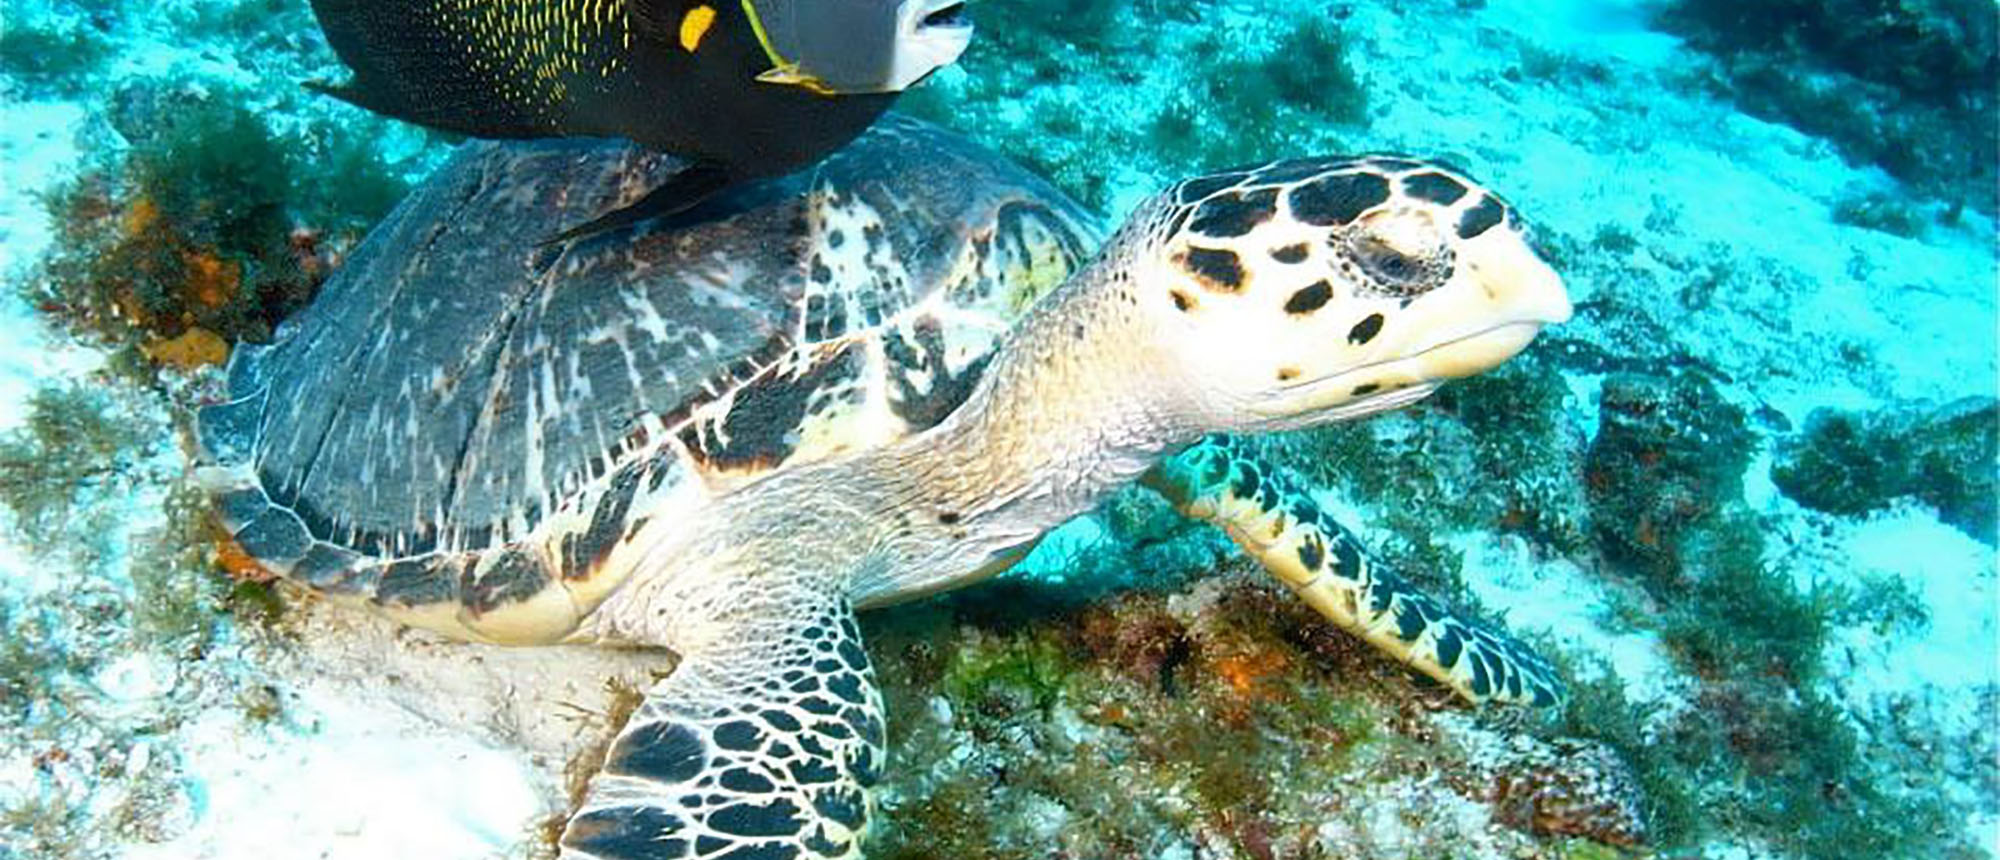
top-left (679, 5), bottom-right (716, 52)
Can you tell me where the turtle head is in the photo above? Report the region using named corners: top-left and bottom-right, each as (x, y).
top-left (1125, 157), bottom-right (1571, 433)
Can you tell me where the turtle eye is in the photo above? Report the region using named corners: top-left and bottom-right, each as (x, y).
top-left (1336, 214), bottom-right (1454, 298)
top-left (1356, 236), bottom-right (1422, 284)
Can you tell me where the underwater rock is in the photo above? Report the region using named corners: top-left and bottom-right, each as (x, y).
top-left (1443, 716), bottom-right (1646, 848)
top-left (867, 574), bottom-right (1637, 858)
top-left (1583, 372), bottom-right (1755, 586)
top-left (1660, 0), bottom-right (1999, 211)
top-left (1772, 397), bottom-right (1998, 543)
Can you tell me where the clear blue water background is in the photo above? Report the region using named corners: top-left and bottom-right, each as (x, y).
top-left (0, 0), bottom-right (1994, 858)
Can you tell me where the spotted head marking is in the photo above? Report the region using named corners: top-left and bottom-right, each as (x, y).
top-left (1119, 156), bottom-right (1571, 431)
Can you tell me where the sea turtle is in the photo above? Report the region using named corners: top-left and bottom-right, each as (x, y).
top-left (195, 115), bottom-right (1572, 859)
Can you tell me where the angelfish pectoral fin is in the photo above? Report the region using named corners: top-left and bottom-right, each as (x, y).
top-left (543, 162), bottom-right (736, 246)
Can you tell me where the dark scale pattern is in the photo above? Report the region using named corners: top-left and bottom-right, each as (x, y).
top-left (1188, 188), bottom-right (1280, 238)
top-left (1348, 313), bottom-right (1385, 344)
top-left (685, 341), bottom-right (864, 473)
top-left (1457, 194), bottom-right (1508, 239)
top-left (1400, 171), bottom-right (1469, 205)
top-left (1284, 280), bottom-right (1334, 315)
top-left (884, 316), bottom-right (993, 431)
top-left (562, 806), bottom-right (691, 859)
top-left (372, 555), bottom-right (462, 607)
top-left (190, 118), bottom-right (1093, 614)
top-left (1153, 437), bottom-right (1566, 709)
top-left (1178, 246), bottom-right (1246, 292)
top-left (291, 543), bottom-right (369, 592)
top-left (1175, 171), bottom-right (1250, 203)
top-left (1287, 171), bottom-right (1390, 226)
top-left (563, 601), bottom-right (884, 860)
top-left (235, 508), bottom-right (313, 565)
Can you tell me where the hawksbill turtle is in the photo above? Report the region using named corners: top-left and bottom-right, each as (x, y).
top-left (194, 115), bottom-right (1572, 859)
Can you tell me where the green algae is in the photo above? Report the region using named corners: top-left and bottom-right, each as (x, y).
top-left (0, 22), bottom-right (114, 96)
top-left (1536, 373), bottom-right (1980, 858)
top-left (0, 383), bottom-right (153, 556)
top-left (1772, 398), bottom-right (1998, 543)
top-left (862, 568), bottom-right (1621, 858)
top-left (24, 78), bottom-right (412, 377)
top-left (128, 482), bottom-right (229, 652)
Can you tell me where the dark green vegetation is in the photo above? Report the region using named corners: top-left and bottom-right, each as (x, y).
top-left (1773, 397), bottom-right (1998, 543)
top-left (23, 79), bottom-right (411, 378)
top-left (0, 384), bottom-right (153, 554)
top-left (1661, 0), bottom-right (2000, 212)
top-left (1282, 351), bottom-right (1982, 856)
top-left (0, 20), bottom-right (115, 96)
top-left (902, 6), bottom-right (1366, 211)
top-left (0, 381), bottom-right (240, 856)
top-left (1583, 372), bottom-right (1754, 588)
top-left (1571, 371), bottom-right (1973, 855)
top-left (866, 574), bottom-right (1642, 858)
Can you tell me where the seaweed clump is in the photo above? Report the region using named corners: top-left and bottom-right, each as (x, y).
top-left (1771, 397), bottom-right (1997, 543)
top-left (0, 383), bottom-right (154, 554)
top-left (0, 380), bottom-right (237, 855)
top-left (1660, 0), bottom-right (1999, 212)
top-left (865, 571), bottom-right (1644, 858)
top-left (23, 80), bottom-right (409, 378)
top-left (1583, 372), bottom-right (1755, 588)
top-left (1553, 368), bottom-right (1981, 856)
top-left (0, 17), bottom-right (116, 97)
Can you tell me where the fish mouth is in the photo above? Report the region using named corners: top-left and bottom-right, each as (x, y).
top-left (919, 0), bottom-right (971, 30)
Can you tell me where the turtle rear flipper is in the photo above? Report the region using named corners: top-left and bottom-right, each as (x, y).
top-left (563, 593), bottom-right (882, 859)
top-left (1144, 437), bottom-right (1565, 708)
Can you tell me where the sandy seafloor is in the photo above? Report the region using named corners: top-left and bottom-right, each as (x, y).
top-left (0, 0), bottom-right (1994, 857)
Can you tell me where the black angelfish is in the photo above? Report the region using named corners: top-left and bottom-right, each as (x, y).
top-left (308, 0), bottom-right (973, 239)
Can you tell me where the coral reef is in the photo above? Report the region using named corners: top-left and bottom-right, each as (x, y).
top-left (1772, 397), bottom-right (1998, 543)
top-left (1583, 371), bottom-right (1754, 587)
top-left (864, 572), bottom-right (1645, 858)
top-left (20, 78), bottom-right (411, 379)
top-left (1660, 0), bottom-right (2000, 212)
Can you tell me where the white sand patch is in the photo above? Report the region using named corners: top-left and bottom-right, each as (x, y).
top-left (1453, 531), bottom-right (1686, 706)
top-left (0, 98), bottom-right (102, 433)
top-left (1832, 509), bottom-right (1997, 697)
top-left (1822, 508), bottom-right (1999, 850)
top-left (125, 680), bottom-right (549, 860)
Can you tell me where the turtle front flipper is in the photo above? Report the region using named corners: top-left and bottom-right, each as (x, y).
top-left (1143, 436), bottom-right (1565, 708)
top-left (561, 598), bottom-right (883, 859)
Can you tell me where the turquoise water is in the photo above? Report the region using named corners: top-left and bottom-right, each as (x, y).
top-left (0, 1), bottom-right (1995, 858)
